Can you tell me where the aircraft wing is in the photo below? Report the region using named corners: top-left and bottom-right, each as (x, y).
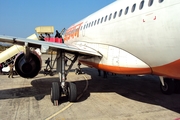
top-left (0, 35), bottom-right (102, 57)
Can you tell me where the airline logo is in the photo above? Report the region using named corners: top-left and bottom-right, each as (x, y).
top-left (64, 22), bottom-right (83, 41)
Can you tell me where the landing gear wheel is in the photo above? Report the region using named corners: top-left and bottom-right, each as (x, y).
top-left (160, 78), bottom-right (174, 95)
top-left (51, 82), bottom-right (61, 106)
top-left (67, 82), bottom-right (77, 102)
top-left (49, 71), bottom-right (54, 76)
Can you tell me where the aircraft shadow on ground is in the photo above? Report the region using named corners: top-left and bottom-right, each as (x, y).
top-left (78, 67), bottom-right (180, 113)
top-left (0, 67), bottom-right (179, 113)
top-left (0, 77), bottom-right (56, 101)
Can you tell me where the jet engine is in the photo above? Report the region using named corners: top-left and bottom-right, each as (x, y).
top-left (14, 49), bottom-right (42, 78)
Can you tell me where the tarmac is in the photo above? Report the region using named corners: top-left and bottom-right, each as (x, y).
top-left (0, 55), bottom-right (180, 120)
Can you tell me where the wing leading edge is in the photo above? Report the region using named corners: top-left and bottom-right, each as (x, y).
top-left (0, 35), bottom-right (102, 57)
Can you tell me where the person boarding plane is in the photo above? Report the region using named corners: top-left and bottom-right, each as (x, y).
top-left (0, 0), bottom-right (180, 106)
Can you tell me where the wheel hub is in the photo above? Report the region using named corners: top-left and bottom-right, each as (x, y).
top-left (161, 82), bottom-right (168, 91)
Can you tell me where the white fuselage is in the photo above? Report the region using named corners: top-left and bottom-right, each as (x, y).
top-left (64, 0), bottom-right (180, 79)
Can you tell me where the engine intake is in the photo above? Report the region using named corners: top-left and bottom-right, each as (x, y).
top-left (15, 51), bottom-right (42, 78)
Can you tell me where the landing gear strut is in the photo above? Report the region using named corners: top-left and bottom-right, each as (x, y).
top-left (50, 50), bottom-right (78, 106)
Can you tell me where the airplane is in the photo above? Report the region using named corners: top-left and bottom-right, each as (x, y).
top-left (0, 0), bottom-right (180, 106)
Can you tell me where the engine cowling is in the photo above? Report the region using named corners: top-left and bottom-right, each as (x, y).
top-left (14, 50), bottom-right (42, 78)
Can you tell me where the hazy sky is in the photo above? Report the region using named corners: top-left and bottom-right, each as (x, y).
top-left (0, 0), bottom-right (115, 37)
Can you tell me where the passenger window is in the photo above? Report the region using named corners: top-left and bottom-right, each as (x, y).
top-left (113, 11), bottom-right (117, 19)
top-left (148, 0), bottom-right (153, 6)
top-left (89, 23), bottom-right (91, 27)
top-left (101, 17), bottom-right (104, 23)
top-left (131, 4), bottom-right (136, 12)
top-left (104, 15), bottom-right (108, 22)
top-left (119, 9), bottom-right (123, 17)
top-left (139, 0), bottom-right (144, 10)
top-left (94, 20), bottom-right (97, 26)
top-left (109, 13), bottom-right (112, 20)
top-left (159, 0), bottom-right (164, 3)
top-left (125, 6), bottom-right (129, 15)
top-left (91, 21), bottom-right (94, 27)
top-left (83, 25), bottom-right (86, 29)
top-left (97, 18), bottom-right (100, 24)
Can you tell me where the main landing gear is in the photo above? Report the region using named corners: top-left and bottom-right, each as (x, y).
top-left (50, 50), bottom-right (78, 106)
top-left (51, 82), bottom-right (77, 106)
top-left (159, 77), bottom-right (180, 95)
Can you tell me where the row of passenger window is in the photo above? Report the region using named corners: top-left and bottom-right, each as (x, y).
top-left (80, 0), bottom-right (164, 30)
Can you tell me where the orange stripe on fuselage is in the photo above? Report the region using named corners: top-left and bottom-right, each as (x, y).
top-left (79, 60), bottom-right (152, 75)
top-left (152, 59), bottom-right (180, 79)
top-left (80, 59), bottom-right (180, 79)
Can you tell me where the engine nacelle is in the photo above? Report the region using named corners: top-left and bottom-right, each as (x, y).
top-left (14, 50), bottom-right (42, 78)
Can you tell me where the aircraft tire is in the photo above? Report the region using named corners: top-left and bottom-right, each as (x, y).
top-left (160, 78), bottom-right (174, 95)
top-left (67, 82), bottom-right (77, 102)
top-left (49, 71), bottom-right (54, 76)
top-left (51, 82), bottom-right (60, 105)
